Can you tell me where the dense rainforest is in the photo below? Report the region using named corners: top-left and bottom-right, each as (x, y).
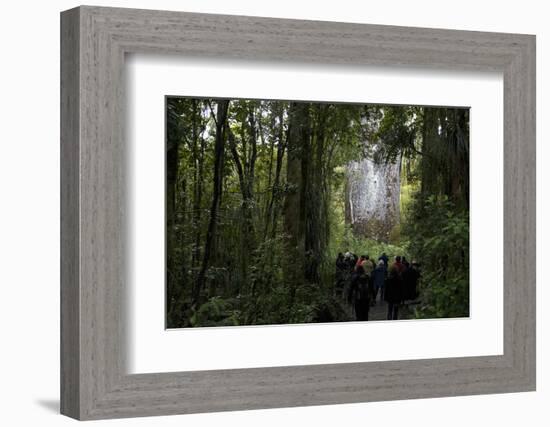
top-left (166, 98), bottom-right (469, 328)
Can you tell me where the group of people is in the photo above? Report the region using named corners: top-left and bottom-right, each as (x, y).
top-left (335, 251), bottom-right (420, 321)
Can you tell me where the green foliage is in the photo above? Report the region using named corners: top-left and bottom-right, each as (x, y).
top-left (372, 106), bottom-right (421, 164)
top-left (404, 194), bottom-right (469, 318)
top-left (184, 221), bottom-right (354, 327)
top-left (190, 296), bottom-right (241, 327)
top-left (329, 224), bottom-right (408, 262)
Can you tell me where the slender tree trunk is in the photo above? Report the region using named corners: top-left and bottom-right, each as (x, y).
top-left (193, 130), bottom-right (206, 272)
top-left (263, 110), bottom-right (276, 226)
top-left (455, 108), bottom-right (469, 208)
top-left (190, 100), bottom-right (201, 269)
top-left (283, 102), bottom-right (309, 313)
top-left (266, 109), bottom-right (286, 239)
top-left (166, 144), bottom-right (178, 246)
top-left (245, 107), bottom-right (258, 241)
top-left (227, 127), bottom-right (253, 290)
top-left (420, 108), bottom-right (435, 196)
top-left (165, 110), bottom-right (179, 322)
top-left (194, 100), bottom-right (229, 306)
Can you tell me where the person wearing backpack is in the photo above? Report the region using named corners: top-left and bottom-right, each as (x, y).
top-left (349, 265), bottom-right (370, 321)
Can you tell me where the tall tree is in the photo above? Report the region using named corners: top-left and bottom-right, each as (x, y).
top-left (194, 100), bottom-right (230, 306)
top-left (283, 102), bottom-right (309, 312)
top-left (165, 99), bottom-right (184, 324)
top-left (304, 104), bottom-right (327, 283)
top-left (265, 104), bottom-right (287, 239)
top-left (225, 101), bottom-right (261, 293)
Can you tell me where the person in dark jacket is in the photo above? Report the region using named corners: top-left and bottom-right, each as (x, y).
top-left (342, 252), bottom-right (356, 301)
top-left (378, 252), bottom-right (389, 267)
top-left (335, 253), bottom-right (347, 298)
top-left (385, 257), bottom-right (404, 320)
top-left (349, 265), bottom-right (370, 321)
top-left (372, 260), bottom-right (386, 303)
top-left (402, 261), bottom-right (421, 301)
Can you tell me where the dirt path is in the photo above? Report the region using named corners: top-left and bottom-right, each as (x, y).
top-left (336, 291), bottom-right (416, 322)
top-left (369, 295), bottom-right (415, 321)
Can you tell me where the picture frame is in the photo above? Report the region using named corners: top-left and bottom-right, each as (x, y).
top-left (60, 5), bottom-right (536, 420)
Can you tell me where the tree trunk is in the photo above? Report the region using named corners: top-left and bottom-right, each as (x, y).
top-left (266, 109), bottom-right (286, 239)
top-left (304, 105), bottom-right (327, 284)
top-left (165, 111), bottom-right (180, 322)
top-left (190, 100), bottom-right (202, 269)
top-left (283, 102), bottom-right (309, 312)
top-left (345, 146), bottom-right (401, 242)
top-left (194, 100), bottom-right (229, 306)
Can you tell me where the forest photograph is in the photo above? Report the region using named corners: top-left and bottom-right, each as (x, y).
top-left (165, 97), bottom-right (470, 329)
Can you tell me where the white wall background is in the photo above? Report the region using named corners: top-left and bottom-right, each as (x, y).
top-left (0, 0), bottom-right (546, 425)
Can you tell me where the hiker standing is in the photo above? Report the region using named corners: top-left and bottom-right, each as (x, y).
top-left (403, 260), bottom-right (421, 301)
top-left (335, 253), bottom-right (347, 298)
top-left (349, 265), bottom-right (370, 321)
top-left (385, 256), bottom-right (404, 320)
top-left (378, 252), bottom-right (389, 268)
top-left (372, 260), bottom-right (386, 303)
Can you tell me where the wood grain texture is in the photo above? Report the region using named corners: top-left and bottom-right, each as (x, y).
top-left (60, 5), bottom-right (536, 420)
top-left (60, 7), bottom-right (80, 419)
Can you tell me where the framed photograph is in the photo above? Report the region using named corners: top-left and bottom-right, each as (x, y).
top-left (60, 5), bottom-right (536, 420)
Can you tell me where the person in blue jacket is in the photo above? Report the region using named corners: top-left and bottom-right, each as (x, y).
top-left (372, 260), bottom-right (386, 303)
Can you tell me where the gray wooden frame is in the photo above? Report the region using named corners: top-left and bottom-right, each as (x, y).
top-left (60, 5), bottom-right (536, 421)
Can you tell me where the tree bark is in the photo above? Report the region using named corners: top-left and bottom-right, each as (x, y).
top-left (345, 150), bottom-right (401, 242)
top-left (165, 103), bottom-right (180, 323)
top-left (283, 102), bottom-right (309, 312)
top-left (304, 105), bottom-right (327, 284)
top-left (266, 108), bottom-right (287, 239)
top-left (194, 100), bottom-right (229, 306)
